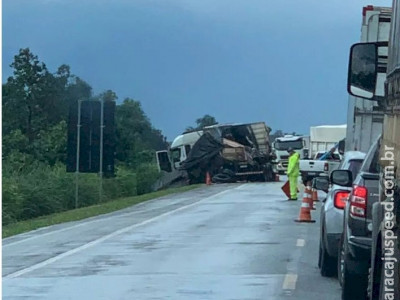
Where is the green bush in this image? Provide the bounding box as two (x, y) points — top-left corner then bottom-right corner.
(2, 159), (162, 225)
(2, 176), (25, 225)
(136, 163), (160, 195)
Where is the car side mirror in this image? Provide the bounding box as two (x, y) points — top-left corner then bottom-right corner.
(330, 170), (353, 187)
(313, 176), (329, 193)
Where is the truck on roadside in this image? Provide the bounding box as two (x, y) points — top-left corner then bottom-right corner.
(272, 135), (310, 174)
(346, 2), (399, 299)
(155, 130), (203, 189)
(157, 122), (276, 185)
(309, 125), (347, 158)
(345, 5), (391, 154)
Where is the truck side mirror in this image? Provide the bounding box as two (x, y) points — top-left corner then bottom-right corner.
(347, 43), (378, 100)
(303, 148), (309, 159)
(330, 170), (353, 187)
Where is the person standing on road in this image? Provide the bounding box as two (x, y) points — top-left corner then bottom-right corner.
(287, 148), (300, 200)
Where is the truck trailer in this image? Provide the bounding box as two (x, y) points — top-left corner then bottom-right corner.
(346, 2), (399, 299)
(181, 122), (276, 183)
(345, 5), (391, 153)
(309, 125), (347, 158)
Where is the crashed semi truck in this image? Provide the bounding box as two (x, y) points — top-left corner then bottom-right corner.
(157, 122), (276, 185)
(346, 2), (399, 299)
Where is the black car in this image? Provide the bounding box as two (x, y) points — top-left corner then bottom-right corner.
(337, 137), (381, 300)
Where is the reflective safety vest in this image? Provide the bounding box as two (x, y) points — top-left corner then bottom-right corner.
(287, 152), (300, 177)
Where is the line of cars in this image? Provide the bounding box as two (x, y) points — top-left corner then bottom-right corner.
(315, 137), (381, 299)
(312, 3), (400, 299)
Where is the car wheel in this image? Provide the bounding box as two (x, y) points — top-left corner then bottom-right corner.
(338, 235), (367, 300)
(319, 238), (337, 277)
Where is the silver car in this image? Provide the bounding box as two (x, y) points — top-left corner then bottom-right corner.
(318, 151), (366, 277)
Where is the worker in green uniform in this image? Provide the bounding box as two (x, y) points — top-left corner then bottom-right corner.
(287, 147), (300, 200)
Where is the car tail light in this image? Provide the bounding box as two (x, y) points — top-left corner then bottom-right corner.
(334, 191), (350, 209)
(324, 162), (328, 171)
(350, 185), (368, 218)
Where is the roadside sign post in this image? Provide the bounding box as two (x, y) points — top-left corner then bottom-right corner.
(75, 100), (82, 209)
(67, 99), (115, 208)
(99, 98), (104, 202)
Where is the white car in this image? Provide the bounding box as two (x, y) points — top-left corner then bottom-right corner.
(317, 151), (366, 277)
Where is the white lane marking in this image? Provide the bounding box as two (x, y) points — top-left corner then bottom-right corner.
(296, 239), (305, 247)
(236, 184), (251, 190)
(3, 187), (232, 248)
(4, 187), (239, 279)
(4, 220), (101, 248)
(282, 273), (298, 290)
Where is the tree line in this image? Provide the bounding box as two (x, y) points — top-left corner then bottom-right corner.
(2, 48), (169, 225)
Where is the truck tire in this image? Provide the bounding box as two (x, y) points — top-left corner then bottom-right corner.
(262, 163), (274, 182)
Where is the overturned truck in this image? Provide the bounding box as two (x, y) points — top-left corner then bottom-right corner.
(157, 122), (276, 185)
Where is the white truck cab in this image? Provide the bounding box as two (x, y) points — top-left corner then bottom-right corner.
(272, 135), (309, 174)
(156, 130), (203, 172)
(169, 131), (203, 169)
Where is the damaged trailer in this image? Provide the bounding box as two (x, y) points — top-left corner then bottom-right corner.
(180, 122), (276, 184)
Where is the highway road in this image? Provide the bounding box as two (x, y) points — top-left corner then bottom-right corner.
(3, 180), (341, 300)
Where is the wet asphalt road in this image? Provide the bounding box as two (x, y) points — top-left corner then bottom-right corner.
(3, 180), (340, 300)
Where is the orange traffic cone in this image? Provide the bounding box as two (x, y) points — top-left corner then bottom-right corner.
(312, 188), (319, 202)
(307, 185), (316, 210)
(205, 172), (212, 185)
(303, 186), (315, 210)
(295, 189), (316, 223)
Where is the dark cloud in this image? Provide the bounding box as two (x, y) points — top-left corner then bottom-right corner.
(2, 0), (392, 139)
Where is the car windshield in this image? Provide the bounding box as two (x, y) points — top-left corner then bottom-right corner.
(315, 152), (341, 160)
(274, 139), (303, 150)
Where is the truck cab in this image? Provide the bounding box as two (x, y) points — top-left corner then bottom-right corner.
(272, 135), (309, 174)
(169, 131), (203, 169)
(156, 130), (203, 172)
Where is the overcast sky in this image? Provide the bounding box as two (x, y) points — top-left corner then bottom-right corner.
(2, 0), (392, 140)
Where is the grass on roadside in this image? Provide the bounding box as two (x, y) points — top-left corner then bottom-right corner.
(2, 184), (202, 238)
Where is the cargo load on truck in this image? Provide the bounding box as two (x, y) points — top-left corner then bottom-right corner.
(181, 122), (275, 183)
